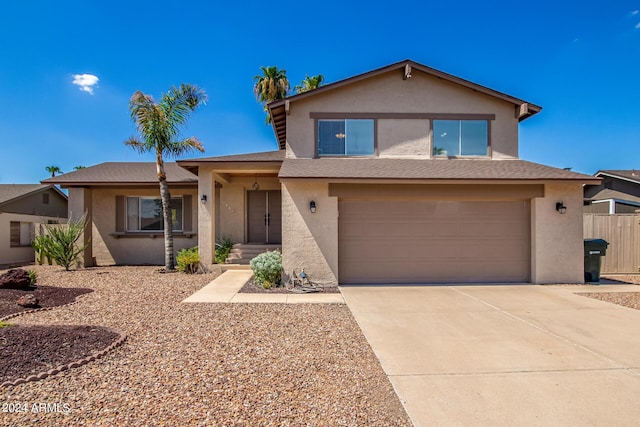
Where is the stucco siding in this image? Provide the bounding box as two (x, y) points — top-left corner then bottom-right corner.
(89, 187), (198, 265)
(377, 119), (430, 157)
(281, 181), (338, 287)
(531, 183), (585, 283)
(1, 189), (67, 218)
(286, 71), (519, 160)
(0, 212), (63, 267)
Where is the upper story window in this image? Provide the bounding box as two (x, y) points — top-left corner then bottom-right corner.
(126, 196), (183, 232)
(318, 119), (374, 156)
(42, 193), (49, 204)
(433, 120), (488, 157)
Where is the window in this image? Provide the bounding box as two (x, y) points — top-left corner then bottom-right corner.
(10, 221), (32, 247)
(42, 193), (50, 204)
(126, 197), (183, 232)
(433, 120), (488, 156)
(318, 119), (374, 156)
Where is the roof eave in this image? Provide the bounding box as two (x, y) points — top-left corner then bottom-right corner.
(278, 177), (602, 185)
(595, 171), (640, 185)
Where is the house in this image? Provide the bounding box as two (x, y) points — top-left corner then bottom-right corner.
(584, 170), (640, 214)
(43, 162), (198, 266)
(0, 184), (68, 267)
(46, 59), (600, 284)
(180, 59), (599, 285)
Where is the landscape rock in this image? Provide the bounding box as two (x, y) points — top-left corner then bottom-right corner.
(16, 294), (38, 308)
(0, 268), (31, 289)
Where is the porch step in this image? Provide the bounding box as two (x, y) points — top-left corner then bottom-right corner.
(224, 244), (281, 265)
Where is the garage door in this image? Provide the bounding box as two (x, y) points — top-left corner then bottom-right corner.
(339, 200), (530, 284)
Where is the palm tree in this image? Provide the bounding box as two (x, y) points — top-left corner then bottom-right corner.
(73, 166), (86, 170)
(124, 83), (207, 271)
(45, 166), (62, 177)
(294, 74), (324, 94)
(254, 66), (289, 123)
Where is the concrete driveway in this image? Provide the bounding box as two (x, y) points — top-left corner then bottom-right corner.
(341, 284), (640, 426)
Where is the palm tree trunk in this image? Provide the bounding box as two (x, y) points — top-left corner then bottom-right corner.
(156, 152), (174, 271)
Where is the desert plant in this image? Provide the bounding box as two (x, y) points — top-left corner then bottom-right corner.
(26, 269), (37, 285)
(32, 234), (52, 265)
(41, 214), (90, 271)
(214, 235), (234, 264)
(0, 321), (14, 328)
(250, 250), (283, 289)
(177, 247), (200, 274)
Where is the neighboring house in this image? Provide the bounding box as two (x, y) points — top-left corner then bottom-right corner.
(584, 170), (640, 214)
(180, 59), (599, 285)
(43, 162), (198, 266)
(46, 59), (600, 284)
(0, 184), (68, 267)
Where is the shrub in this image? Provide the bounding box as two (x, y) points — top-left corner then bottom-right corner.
(250, 250), (282, 289)
(177, 247), (200, 274)
(26, 269), (37, 286)
(32, 234), (52, 265)
(215, 235), (234, 264)
(41, 214), (90, 271)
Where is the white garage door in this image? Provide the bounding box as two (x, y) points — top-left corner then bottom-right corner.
(339, 200), (530, 284)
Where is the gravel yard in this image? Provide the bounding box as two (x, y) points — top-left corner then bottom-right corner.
(0, 266), (410, 426)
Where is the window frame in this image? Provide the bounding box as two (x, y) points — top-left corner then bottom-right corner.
(125, 196), (184, 233)
(314, 116), (377, 158)
(10, 221), (32, 247)
(431, 119), (491, 158)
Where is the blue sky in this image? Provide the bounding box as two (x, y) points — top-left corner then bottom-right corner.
(1, 1), (639, 183)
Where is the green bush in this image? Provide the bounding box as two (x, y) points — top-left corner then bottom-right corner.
(215, 235), (234, 264)
(177, 247), (200, 274)
(40, 214), (90, 271)
(250, 250), (282, 289)
(32, 234), (52, 265)
(26, 269), (37, 286)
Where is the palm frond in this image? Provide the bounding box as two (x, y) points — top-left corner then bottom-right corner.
(124, 137), (149, 154)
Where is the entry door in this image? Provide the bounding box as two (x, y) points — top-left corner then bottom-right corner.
(247, 190), (282, 244)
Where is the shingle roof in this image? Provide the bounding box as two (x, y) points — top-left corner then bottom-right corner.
(278, 158), (599, 182)
(42, 162), (197, 186)
(596, 170), (640, 184)
(180, 150), (285, 163)
(588, 188), (640, 204)
(0, 184), (57, 204)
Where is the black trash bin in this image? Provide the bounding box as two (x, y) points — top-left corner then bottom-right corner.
(584, 239), (609, 282)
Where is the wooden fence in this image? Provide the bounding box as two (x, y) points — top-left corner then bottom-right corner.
(583, 213), (640, 274)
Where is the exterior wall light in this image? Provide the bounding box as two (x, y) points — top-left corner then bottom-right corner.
(556, 202), (567, 214)
(200, 195), (207, 204)
(310, 200), (316, 213)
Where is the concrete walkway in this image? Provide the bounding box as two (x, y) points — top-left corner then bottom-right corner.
(182, 270), (344, 304)
(341, 284), (640, 427)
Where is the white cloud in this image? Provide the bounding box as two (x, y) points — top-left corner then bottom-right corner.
(636, 22), (640, 29)
(72, 74), (99, 95)
(632, 10), (639, 15)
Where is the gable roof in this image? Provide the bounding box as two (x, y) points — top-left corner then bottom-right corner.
(268, 59), (543, 149)
(0, 184), (67, 207)
(279, 158), (599, 183)
(595, 170), (640, 185)
(42, 162), (197, 186)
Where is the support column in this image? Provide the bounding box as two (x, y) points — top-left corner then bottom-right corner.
(68, 187), (93, 267)
(198, 168), (215, 265)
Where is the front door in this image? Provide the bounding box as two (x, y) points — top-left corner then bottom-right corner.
(247, 190), (282, 244)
